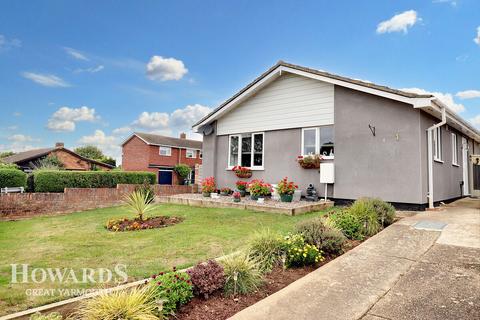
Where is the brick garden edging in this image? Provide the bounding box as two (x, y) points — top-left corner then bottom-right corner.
(0, 184), (198, 220)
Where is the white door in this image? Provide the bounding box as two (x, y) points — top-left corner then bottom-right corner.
(462, 137), (470, 195)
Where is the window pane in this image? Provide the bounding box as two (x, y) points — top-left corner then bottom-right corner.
(229, 136), (239, 167)
(303, 129), (316, 155)
(241, 135), (252, 167)
(253, 134), (263, 166)
(320, 126), (334, 157)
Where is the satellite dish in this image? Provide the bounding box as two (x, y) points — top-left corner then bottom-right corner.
(202, 124), (214, 136)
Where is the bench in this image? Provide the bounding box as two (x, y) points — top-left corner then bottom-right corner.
(1, 187), (25, 194)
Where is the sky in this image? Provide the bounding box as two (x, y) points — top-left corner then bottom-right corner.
(0, 0), (479, 162)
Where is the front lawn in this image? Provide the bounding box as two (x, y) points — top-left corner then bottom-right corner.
(0, 203), (338, 316)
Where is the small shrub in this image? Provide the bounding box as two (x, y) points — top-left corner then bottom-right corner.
(124, 190), (154, 221)
(186, 260), (225, 299)
(174, 164), (191, 180)
(29, 312), (62, 320)
(221, 252), (262, 296)
(294, 218), (346, 255)
(33, 170), (155, 192)
(0, 161), (19, 170)
(329, 210), (363, 240)
(0, 168), (27, 188)
(283, 234), (324, 268)
(369, 198), (396, 227)
(75, 286), (158, 320)
(32, 155), (64, 170)
(349, 198), (381, 237)
(149, 269), (193, 317)
(247, 228), (285, 273)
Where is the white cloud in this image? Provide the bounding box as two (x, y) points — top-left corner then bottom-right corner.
(432, 0), (457, 6)
(8, 134), (36, 142)
(22, 72), (70, 87)
(469, 115), (480, 129)
(78, 130), (121, 161)
(112, 126), (133, 135)
(74, 65), (104, 73)
(7, 125), (18, 130)
(64, 47), (89, 61)
(376, 10), (419, 34)
(474, 26), (480, 45)
(47, 106), (98, 132)
(133, 112), (169, 129)
(170, 104), (211, 129)
(146, 56), (188, 81)
(401, 88), (465, 113)
(456, 90), (480, 100)
(13, 112), (21, 117)
(0, 34), (21, 51)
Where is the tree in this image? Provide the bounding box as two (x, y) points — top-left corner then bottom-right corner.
(0, 151), (15, 159)
(74, 146), (104, 160)
(100, 156), (116, 167)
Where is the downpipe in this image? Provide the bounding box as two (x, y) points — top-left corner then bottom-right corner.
(427, 106), (446, 209)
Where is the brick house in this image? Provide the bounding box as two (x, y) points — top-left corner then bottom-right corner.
(3, 142), (114, 171)
(122, 132), (202, 185)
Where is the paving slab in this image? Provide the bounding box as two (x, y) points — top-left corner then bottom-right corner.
(368, 245), (480, 320)
(420, 244), (480, 266)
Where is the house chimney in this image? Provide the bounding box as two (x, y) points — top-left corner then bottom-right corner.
(55, 142), (64, 148)
(179, 132), (187, 139)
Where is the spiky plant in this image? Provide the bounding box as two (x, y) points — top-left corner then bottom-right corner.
(221, 252), (262, 296)
(247, 228), (285, 273)
(124, 190), (154, 221)
(74, 287), (159, 320)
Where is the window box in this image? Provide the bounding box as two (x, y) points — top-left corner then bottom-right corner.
(297, 155), (322, 169)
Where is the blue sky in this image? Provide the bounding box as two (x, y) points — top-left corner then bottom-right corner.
(0, 0), (479, 161)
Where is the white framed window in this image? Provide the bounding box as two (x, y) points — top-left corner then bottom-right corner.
(301, 125), (334, 158)
(451, 133), (458, 166)
(433, 127), (443, 162)
(186, 149), (196, 158)
(228, 132), (264, 169)
(159, 146), (171, 156)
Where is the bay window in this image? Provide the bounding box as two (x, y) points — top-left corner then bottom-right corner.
(301, 125), (334, 158)
(228, 132), (264, 169)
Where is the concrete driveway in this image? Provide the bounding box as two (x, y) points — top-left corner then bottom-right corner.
(230, 198), (480, 320)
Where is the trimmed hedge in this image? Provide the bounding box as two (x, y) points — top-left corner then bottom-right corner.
(33, 170), (156, 192)
(0, 169), (27, 189)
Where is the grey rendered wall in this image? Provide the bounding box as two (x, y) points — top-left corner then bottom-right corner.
(201, 122), (217, 179)
(213, 129), (334, 197)
(419, 114), (465, 202)
(333, 86), (424, 204)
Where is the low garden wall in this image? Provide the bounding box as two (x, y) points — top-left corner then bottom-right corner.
(0, 184), (197, 219)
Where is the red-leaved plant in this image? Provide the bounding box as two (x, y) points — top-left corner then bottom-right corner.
(201, 177), (216, 193)
(276, 177), (298, 195)
(186, 260), (225, 299)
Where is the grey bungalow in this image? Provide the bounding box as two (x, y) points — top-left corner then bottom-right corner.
(193, 61), (480, 209)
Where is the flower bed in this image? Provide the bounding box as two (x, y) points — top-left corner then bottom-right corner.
(105, 216), (183, 231)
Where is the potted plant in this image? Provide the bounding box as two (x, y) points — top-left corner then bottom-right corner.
(220, 187), (232, 196)
(297, 155), (322, 169)
(247, 179), (272, 201)
(235, 181), (248, 197)
(232, 166), (252, 178)
(276, 177), (298, 202)
(232, 191), (241, 203)
(201, 177), (216, 197)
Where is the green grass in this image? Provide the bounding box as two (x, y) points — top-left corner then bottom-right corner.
(0, 204), (339, 315)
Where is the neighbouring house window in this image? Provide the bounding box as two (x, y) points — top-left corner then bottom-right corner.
(228, 132), (264, 169)
(433, 127), (442, 161)
(159, 146), (171, 156)
(186, 149), (196, 158)
(451, 133), (458, 166)
(302, 126), (334, 158)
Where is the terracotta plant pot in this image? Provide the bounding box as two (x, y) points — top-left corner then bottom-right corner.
(280, 194), (294, 202)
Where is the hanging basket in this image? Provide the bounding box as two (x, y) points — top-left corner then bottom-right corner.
(297, 155), (322, 169)
(232, 166), (253, 178)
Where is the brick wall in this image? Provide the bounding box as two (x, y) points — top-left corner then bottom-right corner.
(0, 184), (197, 220)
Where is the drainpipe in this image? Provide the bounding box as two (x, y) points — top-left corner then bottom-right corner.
(427, 106), (446, 209)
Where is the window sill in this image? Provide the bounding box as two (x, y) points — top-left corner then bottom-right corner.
(434, 159), (444, 164)
(226, 167), (264, 171)
(452, 163), (460, 167)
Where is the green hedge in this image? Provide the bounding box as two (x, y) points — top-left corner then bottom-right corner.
(33, 171), (156, 192)
(0, 169), (27, 189)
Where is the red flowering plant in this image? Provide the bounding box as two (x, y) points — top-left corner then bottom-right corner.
(220, 187), (233, 195)
(247, 179), (272, 197)
(232, 166), (252, 178)
(276, 177), (298, 195)
(297, 155), (322, 169)
(201, 177), (216, 194)
(232, 191), (241, 199)
(235, 180), (248, 191)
